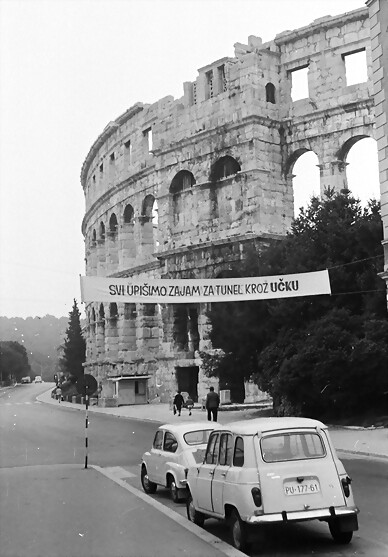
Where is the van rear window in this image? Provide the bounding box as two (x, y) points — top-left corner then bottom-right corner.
(261, 432), (325, 462)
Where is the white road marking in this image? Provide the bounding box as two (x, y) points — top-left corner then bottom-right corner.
(92, 464), (246, 557)
(103, 466), (136, 479)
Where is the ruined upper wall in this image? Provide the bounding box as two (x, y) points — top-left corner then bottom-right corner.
(81, 5), (375, 262)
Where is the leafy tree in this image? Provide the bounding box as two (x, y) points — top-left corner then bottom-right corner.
(204, 190), (387, 418)
(0, 341), (31, 384)
(60, 300), (86, 380)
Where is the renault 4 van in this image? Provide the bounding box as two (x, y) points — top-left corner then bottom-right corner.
(186, 417), (359, 552)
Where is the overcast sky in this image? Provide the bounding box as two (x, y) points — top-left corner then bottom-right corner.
(0, 0), (379, 319)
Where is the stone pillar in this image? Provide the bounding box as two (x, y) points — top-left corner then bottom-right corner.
(88, 243), (97, 275)
(95, 319), (106, 360)
(106, 232), (119, 273)
(138, 216), (154, 260)
(119, 303), (137, 356)
(366, 0), (388, 294)
(136, 304), (160, 356)
(119, 223), (136, 269)
(319, 159), (348, 194)
(105, 316), (119, 360)
(96, 239), (106, 276)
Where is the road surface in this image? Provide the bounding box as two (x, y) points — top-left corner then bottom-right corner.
(1, 383), (387, 556)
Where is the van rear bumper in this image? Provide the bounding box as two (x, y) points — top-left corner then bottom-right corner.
(246, 506), (359, 524)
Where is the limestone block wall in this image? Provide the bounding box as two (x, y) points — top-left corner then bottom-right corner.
(366, 0), (388, 299)
(80, 7), (383, 405)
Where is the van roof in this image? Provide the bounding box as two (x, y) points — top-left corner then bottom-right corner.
(215, 417), (327, 435)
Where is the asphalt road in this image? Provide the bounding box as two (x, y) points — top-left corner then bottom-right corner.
(1, 383), (387, 557)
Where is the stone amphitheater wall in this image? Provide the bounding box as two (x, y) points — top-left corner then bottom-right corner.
(81, 6), (383, 406)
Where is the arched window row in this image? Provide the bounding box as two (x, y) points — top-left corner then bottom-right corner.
(87, 155), (241, 247)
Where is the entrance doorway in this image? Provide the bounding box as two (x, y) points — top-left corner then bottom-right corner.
(176, 367), (199, 402)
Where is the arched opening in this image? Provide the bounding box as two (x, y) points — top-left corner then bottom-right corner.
(170, 170), (195, 194)
(342, 137), (380, 207)
(99, 222), (105, 241)
(210, 156), (241, 182)
(289, 150), (320, 218)
(109, 213), (118, 235)
(265, 82), (276, 104)
(142, 194), (159, 250)
(91, 229), (97, 248)
(109, 302), (118, 318)
(123, 204), (134, 224)
(91, 307), (96, 322)
(99, 303), (105, 321)
(170, 170), (195, 226)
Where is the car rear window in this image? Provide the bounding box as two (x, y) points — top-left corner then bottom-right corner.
(260, 432), (325, 462)
(184, 429), (213, 446)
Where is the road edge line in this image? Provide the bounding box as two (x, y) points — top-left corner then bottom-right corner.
(91, 464), (246, 557)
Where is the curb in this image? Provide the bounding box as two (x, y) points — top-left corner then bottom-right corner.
(36, 390), (388, 459)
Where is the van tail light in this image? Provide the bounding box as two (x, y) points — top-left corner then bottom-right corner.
(251, 487), (262, 507)
(341, 476), (352, 498)
(184, 468), (188, 479)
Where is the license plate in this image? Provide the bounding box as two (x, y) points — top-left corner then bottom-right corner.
(284, 479), (320, 496)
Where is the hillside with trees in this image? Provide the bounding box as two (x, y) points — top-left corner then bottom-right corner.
(0, 341), (31, 384)
(0, 306), (85, 382)
(202, 190), (388, 422)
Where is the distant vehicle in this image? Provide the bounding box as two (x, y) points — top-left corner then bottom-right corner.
(34, 376), (42, 383)
(141, 422), (217, 502)
(186, 417), (359, 552)
(21, 377), (31, 384)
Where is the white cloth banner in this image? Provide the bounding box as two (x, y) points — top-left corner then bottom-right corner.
(80, 270), (331, 304)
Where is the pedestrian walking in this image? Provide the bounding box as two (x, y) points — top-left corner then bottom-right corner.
(206, 386), (220, 421)
(173, 391), (184, 416)
(186, 395), (194, 416)
(55, 385), (62, 403)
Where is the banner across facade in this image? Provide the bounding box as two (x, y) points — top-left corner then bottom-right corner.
(80, 270), (331, 304)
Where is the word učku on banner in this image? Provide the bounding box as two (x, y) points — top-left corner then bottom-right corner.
(80, 270), (331, 304)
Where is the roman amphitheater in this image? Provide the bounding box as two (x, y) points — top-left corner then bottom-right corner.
(81, 1), (388, 406)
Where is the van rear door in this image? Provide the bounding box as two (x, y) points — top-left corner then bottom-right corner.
(257, 429), (345, 514)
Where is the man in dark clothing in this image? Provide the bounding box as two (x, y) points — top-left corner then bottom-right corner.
(206, 386), (220, 421)
(173, 391), (184, 416)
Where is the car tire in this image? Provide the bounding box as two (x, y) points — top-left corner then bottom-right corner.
(229, 509), (249, 553)
(186, 492), (205, 527)
(329, 521), (353, 544)
(168, 476), (180, 503)
(141, 465), (157, 494)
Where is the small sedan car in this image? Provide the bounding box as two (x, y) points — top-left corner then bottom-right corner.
(141, 422), (217, 502)
(186, 417), (359, 552)
(21, 376), (31, 384)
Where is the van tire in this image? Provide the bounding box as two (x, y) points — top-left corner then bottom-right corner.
(141, 465), (157, 494)
(229, 509), (249, 553)
(186, 493), (205, 526)
(329, 521), (353, 544)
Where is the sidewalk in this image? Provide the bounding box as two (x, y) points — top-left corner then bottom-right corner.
(37, 387), (388, 460)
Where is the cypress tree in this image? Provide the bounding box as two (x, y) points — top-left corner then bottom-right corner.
(61, 299), (86, 380)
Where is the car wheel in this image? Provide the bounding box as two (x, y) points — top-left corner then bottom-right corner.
(229, 509), (249, 553)
(186, 493), (205, 527)
(329, 521), (353, 544)
(141, 465), (157, 494)
(168, 477), (180, 503)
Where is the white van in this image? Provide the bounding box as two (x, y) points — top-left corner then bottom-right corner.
(186, 417), (359, 552)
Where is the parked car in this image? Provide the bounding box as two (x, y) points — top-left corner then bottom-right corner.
(34, 376), (42, 383)
(186, 417), (359, 552)
(141, 422), (217, 502)
(21, 376), (31, 384)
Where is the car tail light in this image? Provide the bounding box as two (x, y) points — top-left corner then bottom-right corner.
(251, 487), (262, 507)
(341, 476), (352, 498)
